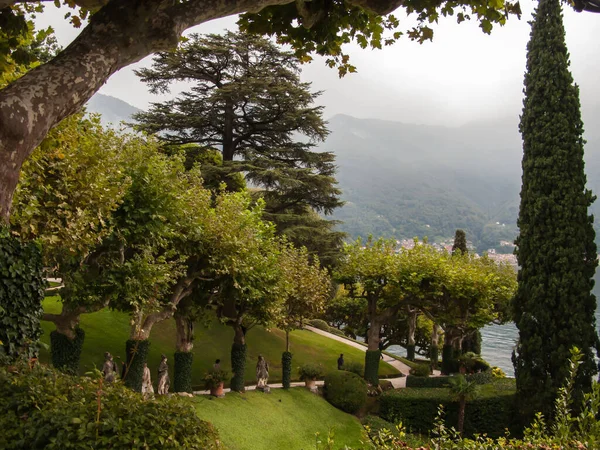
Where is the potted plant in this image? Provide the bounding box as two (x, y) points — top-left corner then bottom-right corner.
(298, 363), (324, 389)
(204, 369), (229, 397)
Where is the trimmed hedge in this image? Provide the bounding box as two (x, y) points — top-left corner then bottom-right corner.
(405, 371), (492, 388)
(409, 364), (430, 377)
(405, 375), (451, 388)
(441, 345), (459, 375)
(324, 370), (368, 414)
(0, 363), (220, 449)
(282, 351), (292, 389)
(308, 319), (330, 331)
(379, 380), (517, 437)
(174, 351), (193, 393)
(406, 344), (415, 361)
(124, 339), (150, 392)
(0, 228), (45, 362)
(430, 345), (439, 369)
(230, 342), (247, 392)
(364, 350), (380, 386)
(50, 328), (85, 374)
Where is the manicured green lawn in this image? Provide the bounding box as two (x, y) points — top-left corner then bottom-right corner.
(40, 297), (399, 388)
(194, 388), (366, 450)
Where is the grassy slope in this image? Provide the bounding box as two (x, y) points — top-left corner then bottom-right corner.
(40, 297), (399, 388)
(194, 389), (365, 450)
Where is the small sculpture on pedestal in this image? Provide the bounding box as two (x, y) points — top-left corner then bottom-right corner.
(157, 354), (170, 395)
(102, 352), (118, 383)
(256, 355), (270, 392)
(142, 362), (154, 399)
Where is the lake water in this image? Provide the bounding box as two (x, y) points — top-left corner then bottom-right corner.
(386, 308), (600, 377)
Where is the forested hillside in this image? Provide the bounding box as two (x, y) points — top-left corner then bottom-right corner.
(321, 113), (600, 251)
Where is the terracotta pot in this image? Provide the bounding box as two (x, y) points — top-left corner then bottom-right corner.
(305, 378), (317, 389)
(210, 382), (224, 397)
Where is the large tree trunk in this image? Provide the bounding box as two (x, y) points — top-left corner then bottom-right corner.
(175, 313), (195, 353)
(458, 397), (466, 434)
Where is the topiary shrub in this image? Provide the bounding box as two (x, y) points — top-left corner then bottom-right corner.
(324, 370), (368, 414)
(466, 370), (493, 385)
(0, 228), (45, 362)
(174, 351), (193, 393)
(50, 327), (85, 374)
(230, 342), (247, 392)
(364, 350), (380, 386)
(0, 363), (220, 449)
(441, 345), (459, 375)
(430, 345), (439, 369)
(328, 327), (347, 338)
(344, 361), (364, 377)
(406, 344), (416, 361)
(282, 351), (292, 389)
(307, 319), (330, 331)
(123, 339), (150, 392)
(409, 363), (431, 377)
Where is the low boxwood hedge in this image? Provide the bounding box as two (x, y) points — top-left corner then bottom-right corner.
(0, 363), (220, 449)
(405, 375), (451, 388)
(379, 379), (517, 438)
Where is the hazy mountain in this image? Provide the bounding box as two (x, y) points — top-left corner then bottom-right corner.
(321, 113), (600, 251)
(86, 94), (141, 127)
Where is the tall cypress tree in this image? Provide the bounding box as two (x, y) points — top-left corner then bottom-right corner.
(513, 0), (599, 422)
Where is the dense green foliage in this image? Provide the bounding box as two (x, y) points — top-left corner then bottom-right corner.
(124, 339), (150, 392)
(0, 227), (45, 361)
(380, 380), (517, 437)
(174, 351), (193, 393)
(281, 351), (292, 388)
(133, 32), (344, 266)
(50, 328), (84, 374)
(324, 370), (368, 414)
(230, 342), (247, 392)
(409, 364), (431, 377)
(298, 362), (325, 380)
(513, 0), (600, 421)
(308, 318), (331, 331)
(344, 361), (364, 377)
(406, 375), (451, 388)
(0, 363), (220, 449)
(452, 229), (468, 254)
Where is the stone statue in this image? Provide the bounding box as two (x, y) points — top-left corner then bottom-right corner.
(157, 354), (170, 395)
(256, 355), (269, 389)
(142, 362), (154, 399)
(102, 352), (118, 383)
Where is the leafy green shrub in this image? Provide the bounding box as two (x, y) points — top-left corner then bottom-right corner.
(379, 382), (517, 437)
(344, 361), (364, 377)
(409, 363), (430, 377)
(0, 363), (220, 449)
(123, 339), (150, 392)
(324, 370), (368, 414)
(328, 327), (347, 338)
(406, 375), (450, 388)
(50, 327), (85, 374)
(364, 350), (380, 385)
(174, 351), (193, 393)
(298, 362), (324, 380)
(308, 319), (330, 331)
(459, 352), (490, 373)
(230, 343), (246, 392)
(491, 366), (506, 378)
(282, 351), (292, 389)
(441, 345), (459, 375)
(204, 369), (229, 389)
(362, 415), (398, 438)
(466, 370), (493, 385)
(0, 228), (45, 362)
(429, 345), (439, 369)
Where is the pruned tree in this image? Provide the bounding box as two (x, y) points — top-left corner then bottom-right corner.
(513, 0), (600, 422)
(276, 244), (330, 388)
(0, 0), (528, 225)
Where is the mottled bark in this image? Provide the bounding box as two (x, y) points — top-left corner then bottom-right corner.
(432, 323), (440, 346)
(175, 313), (195, 353)
(43, 300), (107, 339)
(129, 277), (195, 340)
(407, 309), (417, 347)
(233, 322), (246, 346)
(367, 317), (381, 351)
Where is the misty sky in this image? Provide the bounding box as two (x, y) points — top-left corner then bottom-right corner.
(35, 1), (600, 127)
